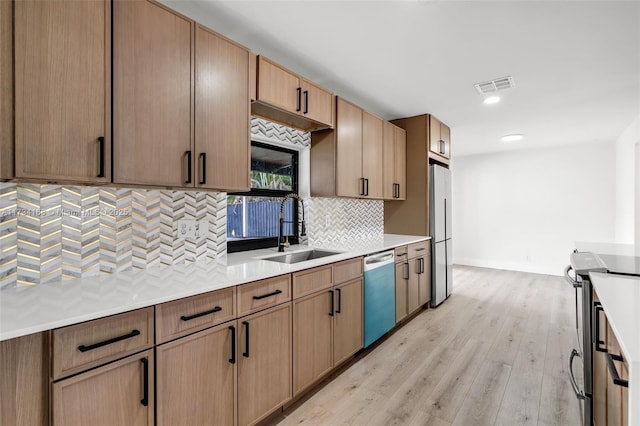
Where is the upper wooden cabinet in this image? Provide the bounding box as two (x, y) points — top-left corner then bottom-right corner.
(253, 56), (334, 131)
(113, 0), (193, 187)
(195, 24), (250, 192)
(0, 0), (13, 180)
(362, 111), (384, 199)
(383, 122), (406, 200)
(14, 0), (111, 183)
(113, 3), (250, 191)
(429, 115), (451, 162)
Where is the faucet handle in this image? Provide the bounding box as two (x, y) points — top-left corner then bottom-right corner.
(284, 236), (290, 248)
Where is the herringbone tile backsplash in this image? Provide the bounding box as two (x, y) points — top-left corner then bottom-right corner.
(0, 118), (383, 288)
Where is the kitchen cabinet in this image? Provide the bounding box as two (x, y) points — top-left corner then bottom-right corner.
(362, 111), (384, 199)
(113, 0), (193, 187)
(429, 115), (451, 162)
(395, 242), (430, 322)
(156, 322), (236, 426)
(383, 122), (407, 200)
(0, 0), (13, 180)
(253, 56), (333, 132)
(113, 4), (250, 191)
(237, 303), (292, 426)
(292, 258), (363, 395)
(0, 332), (49, 426)
(195, 24), (250, 191)
(14, 0), (111, 183)
(52, 350), (154, 426)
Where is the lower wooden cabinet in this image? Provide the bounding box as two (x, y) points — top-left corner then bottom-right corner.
(333, 278), (363, 366)
(417, 254), (431, 306)
(156, 323), (236, 426)
(52, 349), (154, 426)
(238, 303), (292, 426)
(396, 249), (430, 323)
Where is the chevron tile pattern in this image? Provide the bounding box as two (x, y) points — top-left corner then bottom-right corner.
(0, 183), (227, 288)
(251, 116), (311, 147)
(306, 197), (384, 246)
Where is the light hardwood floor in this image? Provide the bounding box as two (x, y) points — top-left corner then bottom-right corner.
(271, 265), (582, 426)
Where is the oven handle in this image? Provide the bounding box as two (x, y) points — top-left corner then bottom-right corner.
(568, 348), (586, 400)
(564, 265), (581, 288)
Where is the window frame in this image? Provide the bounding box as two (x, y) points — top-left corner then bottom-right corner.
(227, 141), (299, 253)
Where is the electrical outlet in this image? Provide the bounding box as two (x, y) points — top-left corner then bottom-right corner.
(325, 214), (331, 227)
(198, 220), (209, 238)
(177, 220), (196, 239)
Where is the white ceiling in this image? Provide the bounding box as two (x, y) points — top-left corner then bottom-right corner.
(162, 0), (640, 157)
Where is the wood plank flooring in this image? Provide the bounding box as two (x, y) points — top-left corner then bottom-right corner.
(271, 265), (582, 426)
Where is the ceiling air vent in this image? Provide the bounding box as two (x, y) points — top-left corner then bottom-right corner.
(474, 76), (515, 95)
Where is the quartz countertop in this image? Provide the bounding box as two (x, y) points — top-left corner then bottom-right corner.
(590, 272), (640, 425)
(575, 241), (638, 257)
(0, 234), (429, 342)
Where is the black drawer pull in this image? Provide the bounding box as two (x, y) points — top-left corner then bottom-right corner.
(414, 247), (426, 251)
(180, 306), (222, 322)
(77, 329), (141, 352)
(336, 288), (342, 314)
(97, 136), (105, 178)
(252, 289), (283, 300)
(593, 302), (607, 352)
(242, 321), (250, 358)
(229, 326), (236, 364)
(140, 357), (149, 407)
(606, 352), (629, 387)
(403, 262), (409, 280)
(329, 290), (335, 316)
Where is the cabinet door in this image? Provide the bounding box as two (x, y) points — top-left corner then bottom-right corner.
(418, 255), (431, 306)
(593, 296), (607, 426)
(300, 78), (333, 126)
(257, 57), (300, 114)
(334, 279), (363, 366)
(195, 25), (250, 191)
(441, 123), (451, 159)
(156, 323), (235, 426)
(14, 0), (110, 182)
(362, 111), (383, 199)
(382, 121), (396, 200)
(395, 262), (409, 323)
(606, 323), (623, 426)
(113, 0), (193, 186)
(394, 126), (407, 200)
(52, 350), (153, 426)
(335, 97), (363, 198)
(408, 257), (421, 314)
(429, 115), (444, 157)
(238, 304), (292, 426)
(293, 290), (333, 395)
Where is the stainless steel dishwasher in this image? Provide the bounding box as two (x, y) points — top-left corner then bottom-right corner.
(363, 250), (396, 348)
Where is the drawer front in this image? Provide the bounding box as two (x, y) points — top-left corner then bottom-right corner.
(333, 257), (363, 285)
(237, 274), (291, 316)
(156, 287), (236, 344)
(52, 307), (154, 380)
(293, 265), (333, 299)
(394, 246), (408, 264)
(408, 241), (429, 259)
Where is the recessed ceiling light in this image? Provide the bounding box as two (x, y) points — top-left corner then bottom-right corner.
(501, 134), (524, 142)
(483, 96), (500, 105)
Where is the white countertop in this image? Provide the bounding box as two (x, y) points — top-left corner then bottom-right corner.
(0, 234), (428, 342)
(576, 241), (638, 257)
(590, 272), (640, 425)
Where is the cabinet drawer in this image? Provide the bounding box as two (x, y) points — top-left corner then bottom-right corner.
(408, 241), (429, 259)
(293, 265), (333, 299)
(333, 257), (363, 284)
(52, 307), (154, 380)
(394, 246), (408, 263)
(156, 287), (236, 344)
(237, 274), (291, 316)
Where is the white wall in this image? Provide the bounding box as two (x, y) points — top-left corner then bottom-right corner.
(615, 115), (639, 244)
(452, 142), (616, 275)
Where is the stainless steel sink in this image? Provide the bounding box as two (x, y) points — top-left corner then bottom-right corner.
(263, 249), (341, 264)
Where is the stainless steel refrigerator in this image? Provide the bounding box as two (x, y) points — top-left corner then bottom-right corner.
(429, 164), (452, 307)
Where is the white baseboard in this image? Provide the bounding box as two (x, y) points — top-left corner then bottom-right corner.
(453, 257), (562, 276)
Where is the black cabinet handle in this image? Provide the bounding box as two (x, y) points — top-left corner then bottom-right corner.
(140, 357), (149, 407)
(439, 139), (445, 155)
(336, 288), (342, 314)
(329, 290), (334, 316)
(242, 321), (250, 358)
(180, 306), (222, 322)
(252, 289), (282, 300)
(364, 178), (369, 196)
(393, 183), (399, 198)
(303, 90), (309, 114)
(415, 247), (426, 252)
(77, 329), (140, 352)
(359, 178), (366, 196)
(229, 326), (236, 364)
(403, 262), (409, 280)
(296, 87), (302, 112)
(606, 352), (629, 387)
(593, 301), (607, 352)
(97, 136), (105, 178)
(184, 150), (192, 184)
(199, 153), (206, 185)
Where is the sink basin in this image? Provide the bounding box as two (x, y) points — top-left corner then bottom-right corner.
(263, 249), (341, 264)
